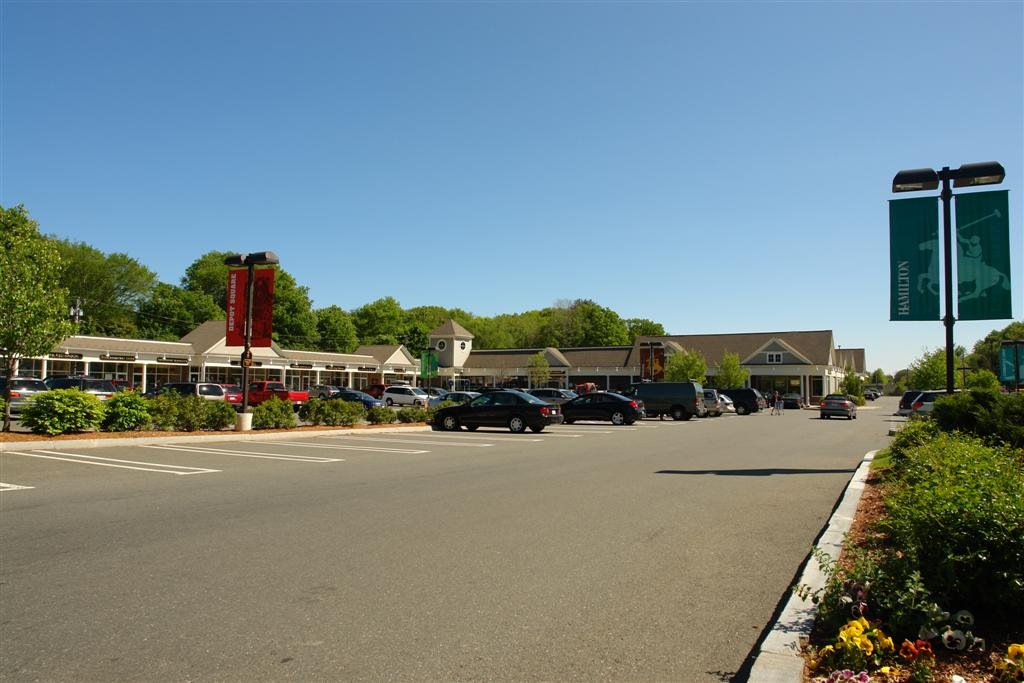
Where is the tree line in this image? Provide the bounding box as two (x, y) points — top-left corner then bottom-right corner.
(1, 205), (667, 360)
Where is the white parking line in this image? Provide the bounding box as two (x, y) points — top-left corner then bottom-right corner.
(143, 444), (344, 462)
(319, 436), (493, 448)
(270, 441), (428, 454)
(3, 450), (219, 475)
(0, 482), (35, 492)
(346, 433), (545, 443)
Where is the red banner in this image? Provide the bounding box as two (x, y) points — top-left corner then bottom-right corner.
(250, 268), (274, 347)
(226, 269), (246, 346)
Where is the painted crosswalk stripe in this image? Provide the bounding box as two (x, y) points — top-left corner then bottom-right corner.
(143, 444), (344, 462)
(0, 482), (35, 492)
(3, 450), (219, 475)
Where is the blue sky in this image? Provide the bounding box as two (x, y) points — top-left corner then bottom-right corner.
(2, 1), (1021, 374)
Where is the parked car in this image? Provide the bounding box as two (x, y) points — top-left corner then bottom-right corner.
(561, 391), (644, 425)
(782, 393), (803, 409)
(621, 381), (704, 420)
(111, 379), (134, 392)
(0, 377), (49, 415)
(430, 390), (480, 407)
(701, 389), (724, 417)
(897, 390), (924, 416)
(574, 382), (599, 395)
(310, 384), (343, 399)
(220, 384), (244, 409)
(383, 385), (429, 407)
(246, 381), (309, 410)
(432, 390), (563, 433)
(44, 376), (116, 401)
(364, 384), (388, 399)
(718, 393), (736, 413)
(819, 394), (858, 419)
(717, 387), (762, 415)
(863, 389), (880, 401)
(331, 388), (385, 410)
(150, 382), (227, 401)
(425, 387), (449, 398)
(910, 389), (958, 416)
(528, 388), (578, 405)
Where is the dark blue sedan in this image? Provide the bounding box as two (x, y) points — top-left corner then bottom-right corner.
(332, 389), (385, 410)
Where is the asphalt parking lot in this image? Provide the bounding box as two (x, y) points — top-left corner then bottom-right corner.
(1, 401), (896, 681)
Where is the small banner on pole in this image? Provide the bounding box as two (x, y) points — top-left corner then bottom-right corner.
(226, 269), (247, 346)
(998, 342), (1023, 384)
(889, 196), (940, 321)
(955, 190), (1012, 320)
(250, 268), (275, 347)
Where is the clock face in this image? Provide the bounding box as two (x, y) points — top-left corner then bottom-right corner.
(436, 340), (447, 351)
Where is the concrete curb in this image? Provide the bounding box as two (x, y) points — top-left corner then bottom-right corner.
(0, 425), (432, 452)
(747, 449), (878, 682)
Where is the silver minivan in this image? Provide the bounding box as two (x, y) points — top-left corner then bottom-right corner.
(383, 385), (429, 407)
(1, 377), (49, 415)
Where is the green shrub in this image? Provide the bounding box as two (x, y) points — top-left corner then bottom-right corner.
(931, 389), (1024, 449)
(879, 433), (1024, 626)
(203, 400), (237, 431)
(427, 400), (455, 422)
(329, 400), (365, 426)
(252, 396), (297, 429)
(299, 398), (331, 425)
(147, 392), (180, 430)
(366, 406), (396, 425)
(886, 418), (940, 475)
(397, 406), (430, 423)
(102, 391), (151, 432)
(20, 388), (106, 435)
(172, 396), (208, 432)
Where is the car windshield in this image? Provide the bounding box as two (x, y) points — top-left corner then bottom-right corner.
(824, 394), (847, 401)
(518, 392), (547, 405)
(199, 384), (224, 396)
(411, 388), (427, 396)
(84, 379), (115, 391)
(6, 379), (47, 391)
(223, 385), (241, 392)
(351, 391), (374, 400)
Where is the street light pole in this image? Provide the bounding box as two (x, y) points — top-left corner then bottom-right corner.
(224, 251), (280, 415)
(892, 161), (1005, 395)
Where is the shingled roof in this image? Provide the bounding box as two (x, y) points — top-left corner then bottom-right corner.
(626, 330), (836, 367)
(465, 348), (570, 369)
(834, 348), (866, 373)
(429, 319), (474, 339)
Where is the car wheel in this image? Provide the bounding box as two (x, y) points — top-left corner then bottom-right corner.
(508, 415), (526, 433)
(530, 425), (545, 433)
(848, 414), (854, 420)
(386, 398), (394, 406)
(736, 404), (748, 415)
(441, 414), (459, 431)
(611, 411), (626, 425)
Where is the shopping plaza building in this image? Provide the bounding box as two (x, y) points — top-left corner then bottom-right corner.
(11, 319), (866, 403)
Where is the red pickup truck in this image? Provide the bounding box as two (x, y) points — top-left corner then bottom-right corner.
(246, 381), (309, 410)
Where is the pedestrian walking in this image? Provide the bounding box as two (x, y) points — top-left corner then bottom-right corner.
(772, 390), (782, 415)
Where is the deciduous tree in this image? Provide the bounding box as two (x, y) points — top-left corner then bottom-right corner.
(314, 306), (358, 354)
(0, 206), (74, 431)
(351, 296), (405, 345)
(136, 283), (223, 341)
(664, 348), (707, 383)
(528, 352), (551, 387)
(713, 351), (749, 389)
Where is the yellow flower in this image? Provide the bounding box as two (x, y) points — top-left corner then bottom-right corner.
(819, 645), (835, 657)
(845, 620), (865, 637)
(858, 616), (870, 630)
(858, 636), (874, 656)
(880, 636), (895, 651)
(1009, 643), (1024, 659)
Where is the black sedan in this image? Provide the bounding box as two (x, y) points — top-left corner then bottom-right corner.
(561, 391), (644, 425)
(432, 390), (563, 433)
(782, 393), (803, 409)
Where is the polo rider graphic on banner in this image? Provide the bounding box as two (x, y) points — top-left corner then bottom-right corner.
(955, 190), (1012, 320)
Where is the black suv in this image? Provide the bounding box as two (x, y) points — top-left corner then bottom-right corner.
(44, 376), (116, 400)
(717, 388), (763, 415)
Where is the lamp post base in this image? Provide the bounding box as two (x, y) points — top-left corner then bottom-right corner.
(235, 412), (253, 432)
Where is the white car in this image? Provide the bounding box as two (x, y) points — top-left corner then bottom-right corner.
(718, 393), (736, 413)
(382, 385), (429, 407)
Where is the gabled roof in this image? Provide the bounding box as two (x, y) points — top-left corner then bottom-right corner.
(355, 345), (417, 366)
(627, 330), (836, 367)
(179, 320), (229, 354)
(741, 337), (814, 365)
(835, 348), (866, 373)
(429, 319), (475, 339)
(283, 349), (378, 365)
